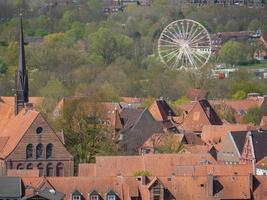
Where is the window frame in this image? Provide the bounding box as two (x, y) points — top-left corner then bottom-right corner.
(72, 195), (81, 200)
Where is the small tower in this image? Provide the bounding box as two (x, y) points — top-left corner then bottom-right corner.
(15, 14), (29, 115)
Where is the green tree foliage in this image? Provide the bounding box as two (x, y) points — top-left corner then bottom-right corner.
(232, 90), (247, 100)
(242, 106), (263, 125)
(232, 80), (263, 95)
(156, 134), (185, 154)
(57, 96), (119, 164)
(248, 19), (262, 31)
(0, 57), (7, 74)
(89, 28), (133, 64)
(219, 41), (246, 65)
(133, 170), (152, 177)
(174, 96), (191, 105)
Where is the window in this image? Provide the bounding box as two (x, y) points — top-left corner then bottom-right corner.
(26, 144), (33, 159)
(107, 195), (116, 200)
(16, 163), (24, 170)
(73, 195), (81, 200)
(27, 163), (33, 169)
(36, 143), (44, 159)
(56, 162), (64, 177)
(106, 190), (116, 200)
(37, 163), (44, 176)
(47, 163), (53, 177)
(90, 195), (99, 200)
(90, 190), (100, 200)
(46, 143), (53, 159)
(36, 127), (43, 134)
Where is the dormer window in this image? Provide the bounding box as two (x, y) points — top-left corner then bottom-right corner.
(90, 195), (99, 200)
(106, 190), (116, 200)
(89, 190), (100, 200)
(72, 190), (82, 200)
(73, 195), (81, 200)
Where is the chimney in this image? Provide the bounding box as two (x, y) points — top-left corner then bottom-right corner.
(137, 176), (147, 185)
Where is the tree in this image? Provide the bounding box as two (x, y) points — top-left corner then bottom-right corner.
(89, 28), (133, 64)
(248, 19), (262, 31)
(232, 90), (246, 100)
(219, 41), (245, 66)
(225, 19), (239, 31)
(241, 106), (262, 125)
(156, 134), (185, 154)
(246, 40), (265, 62)
(0, 57), (7, 74)
(58, 96), (119, 164)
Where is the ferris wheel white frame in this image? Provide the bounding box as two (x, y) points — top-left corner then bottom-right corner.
(158, 19), (212, 70)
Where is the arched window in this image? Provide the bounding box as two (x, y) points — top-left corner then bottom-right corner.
(56, 162), (64, 177)
(26, 144), (33, 159)
(37, 163), (44, 176)
(26, 163), (33, 170)
(46, 163), (53, 177)
(36, 144), (44, 159)
(46, 143), (53, 159)
(16, 163), (24, 170)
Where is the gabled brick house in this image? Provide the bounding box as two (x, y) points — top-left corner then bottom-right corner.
(0, 16), (74, 177)
(0, 109), (74, 176)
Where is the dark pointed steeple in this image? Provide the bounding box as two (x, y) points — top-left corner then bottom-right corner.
(15, 14), (29, 115)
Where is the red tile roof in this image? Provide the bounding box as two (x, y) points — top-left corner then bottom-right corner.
(148, 99), (176, 121)
(201, 124), (250, 149)
(0, 109), (39, 158)
(78, 153), (217, 177)
(0, 96), (44, 131)
(186, 88), (208, 101)
(180, 100), (222, 132)
(21, 175), (252, 200)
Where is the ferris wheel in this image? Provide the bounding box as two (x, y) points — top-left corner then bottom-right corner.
(158, 19), (211, 70)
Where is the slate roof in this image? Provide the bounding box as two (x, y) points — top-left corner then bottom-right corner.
(0, 177), (21, 197)
(119, 108), (164, 153)
(251, 130), (267, 161)
(230, 131), (247, 155)
(119, 108), (144, 132)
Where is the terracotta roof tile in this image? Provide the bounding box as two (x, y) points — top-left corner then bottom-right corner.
(148, 99), (176, 121)
(0, 109), (39, 158)
(0, 96), (44, 130)
(201, 124), (250, 148)
(78, 153), (217, 177)
(186, 88), (208, 101)
(181, 100), (222, 132)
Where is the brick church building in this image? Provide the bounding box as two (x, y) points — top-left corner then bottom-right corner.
(0, 16), (74, 176)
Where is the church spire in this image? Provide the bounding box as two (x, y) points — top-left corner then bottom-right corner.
(15, 14), (29, 115)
